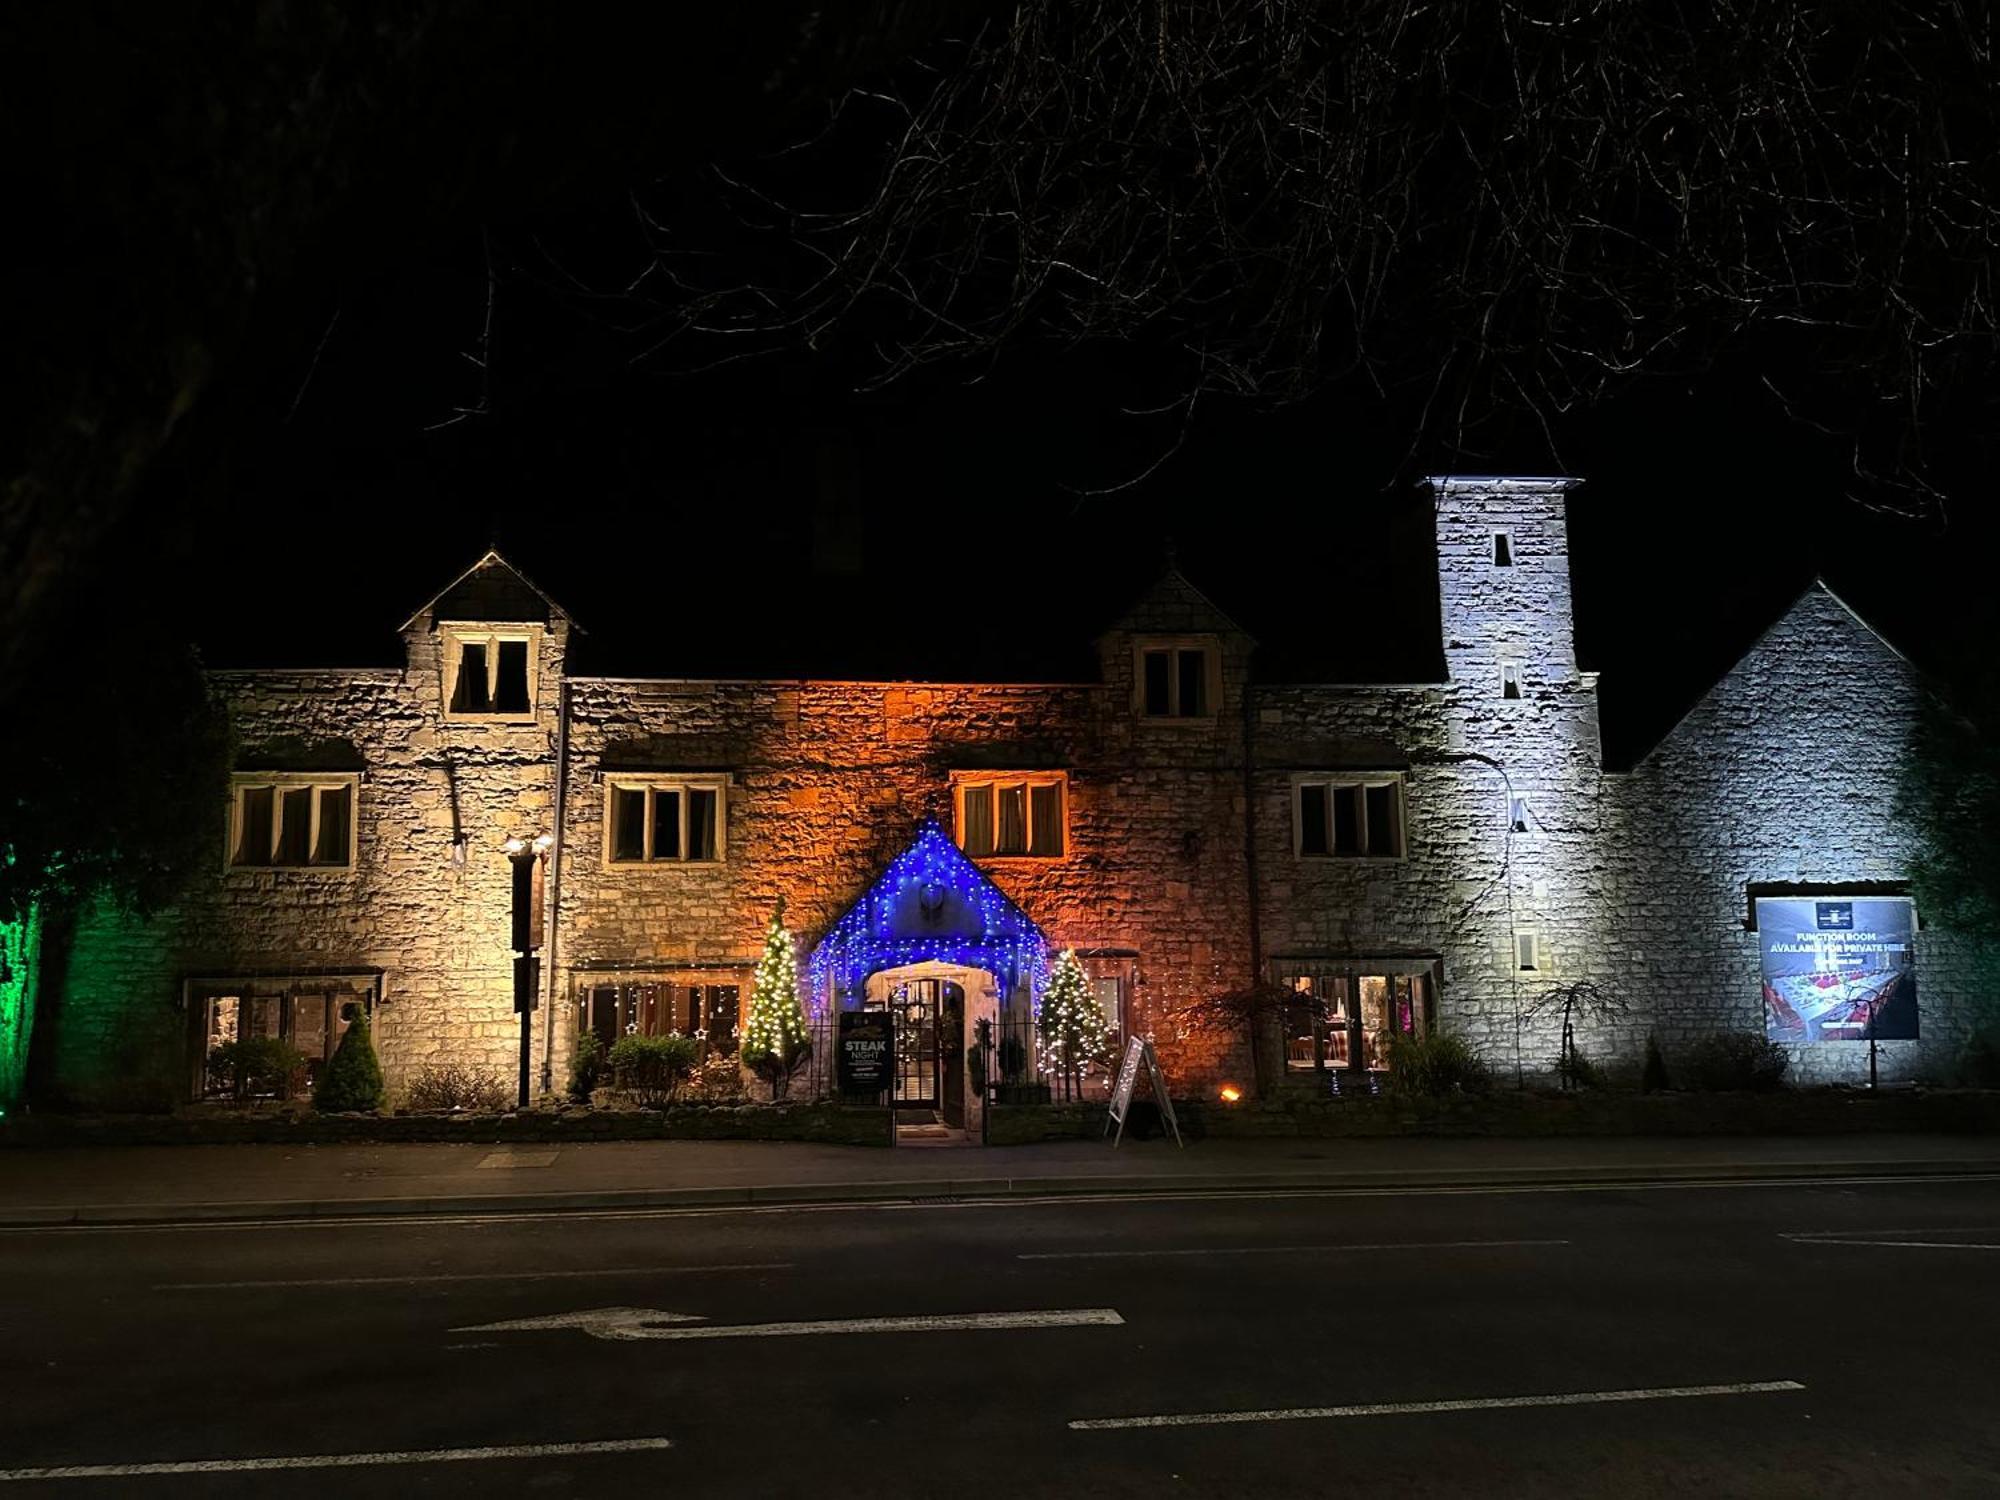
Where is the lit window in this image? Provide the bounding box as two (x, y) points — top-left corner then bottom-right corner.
(956, 774), (1066, 858)
(230, 777), (357, 869)
(1493, 532), (1513, 567)
(194, 977), (377, 1099)
(579, 979), (741, 1060)
(445, 630), (535, 716)
(1296, 777), (1405, 858)
(605, 777), (725, 864)
(1500, 661), (1523, 701)
(1137, 642), (1213, 717)
(1278, 967), (1433, 1073)
(1509, 795), (1534, 835)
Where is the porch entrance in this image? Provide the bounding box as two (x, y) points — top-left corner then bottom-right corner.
(885, 977), (966, 1129)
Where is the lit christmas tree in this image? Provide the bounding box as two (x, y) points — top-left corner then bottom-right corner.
(1039, 948), (1114, 1101)
(741, 900), (812, 1100)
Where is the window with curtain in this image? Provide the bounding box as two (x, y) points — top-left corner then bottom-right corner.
(956, 775), (1066, 858)
(230, 778), (359, 868)
(444, 630), (537, 716)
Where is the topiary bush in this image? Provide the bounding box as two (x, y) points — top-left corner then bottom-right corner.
(1641, 1033), (1672, 1092)
(1683, 1031), (1790, 1092)
(607, 1033), (701, 1106)
(568, 1031), (605, 1103)
(206, 1036), (308, 1101)
(1384, 1029), (1492, 1097)
(313, 1005), (385, 1113)
(403, 1061), (513, 1112)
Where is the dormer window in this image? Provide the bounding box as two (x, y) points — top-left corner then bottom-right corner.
(1136, 638), (1218, 719)
(443, 628), (537, 719)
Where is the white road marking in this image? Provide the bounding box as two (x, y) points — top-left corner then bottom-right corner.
(1782, 1234), (2000, 1250)
(1070, 1379), (1807, 1431)
(1020, 1237), (1569, 1261)
(458, 1305), (1126, 1341)
(0, 1437), (674, 1482)
(15, 1171), (2000, 1234)
(154, 1261), (791, 1290)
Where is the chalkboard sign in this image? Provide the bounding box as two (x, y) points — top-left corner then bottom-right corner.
(1105, 1037), (1183, 1148)
(838, 1010), (893, 1094)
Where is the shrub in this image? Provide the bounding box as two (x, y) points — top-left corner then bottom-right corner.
(1384, 1029), (1491, 1097)
(568, 1032), (605, 1103)
(404, 1062), (513, 1112)
(681, 1053), (747, 1103)
(1641, 1033), (1672, 1092)
(1551, 1047), (1601, 1091)
(206, 1037), (307, 1101)
(1958, 1028), (2000, 1089)
(313, 1005), (386, 1113)
(1683, 1031), (1789, 1092)
(607, 1033), (701, 1106)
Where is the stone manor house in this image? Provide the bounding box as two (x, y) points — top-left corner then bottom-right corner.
(45, 477), (1979, 1127)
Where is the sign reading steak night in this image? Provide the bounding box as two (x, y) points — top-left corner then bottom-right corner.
(1756, 896), (1918, 1044)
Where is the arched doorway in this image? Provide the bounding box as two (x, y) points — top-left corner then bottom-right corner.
(865, 961), (988, 1134)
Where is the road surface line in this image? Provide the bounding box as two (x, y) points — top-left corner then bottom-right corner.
(1782, 1235), (2000, 1250)
(1070, 1379), (1806, 1431)
(459, 1306), (1126, 1341)
(17, 1171), (2000, 1234)
(154, 1261), (791, 1290)
(1782, 1226), (2000, 1239)
(0, 1437), (675, 1482)
(1020, 1237), (1568, 1261)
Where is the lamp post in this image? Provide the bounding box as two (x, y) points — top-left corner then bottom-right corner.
(504, 833), (554, 1110)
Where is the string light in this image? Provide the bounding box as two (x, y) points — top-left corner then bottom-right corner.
(805, 818), (1050, 1018)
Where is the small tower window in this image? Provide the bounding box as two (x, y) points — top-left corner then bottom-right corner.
(1500, 662), (1523, 701)
(1515, 931), (1541, 972)
(1509, 795), (1533, 835)
(1492, 532), (1513, 567)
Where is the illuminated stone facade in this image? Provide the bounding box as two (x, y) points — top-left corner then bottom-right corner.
(43, 479), (1980, 1110)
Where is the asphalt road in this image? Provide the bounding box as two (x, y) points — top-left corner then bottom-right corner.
(3, 1174), (1999, 1497)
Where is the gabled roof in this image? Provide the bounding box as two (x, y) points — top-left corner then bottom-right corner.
(804, 818), (1052, 1003)
(1614, 576), (1910, 771)
(1096, 565), (1256, 643)
(397, 550), (580, 633)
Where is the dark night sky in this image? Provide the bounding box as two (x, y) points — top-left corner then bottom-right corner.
(62, 12), (1977, 778)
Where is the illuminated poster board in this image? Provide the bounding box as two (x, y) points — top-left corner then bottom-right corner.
(1756, 896), (1917, 1044)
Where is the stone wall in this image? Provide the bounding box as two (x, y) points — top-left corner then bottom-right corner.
(1610, 584), (1983, 1084)
(44, 512), (1989, 1112)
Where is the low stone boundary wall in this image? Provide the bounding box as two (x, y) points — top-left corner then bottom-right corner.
(0, 1101), (895, 1149)
(993, 1087), (2000, 1143)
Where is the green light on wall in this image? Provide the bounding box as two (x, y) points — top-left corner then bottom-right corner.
(0, 904), (39, 1110)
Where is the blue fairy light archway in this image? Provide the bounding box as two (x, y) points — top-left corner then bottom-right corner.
(805, 818), (1050, 1017)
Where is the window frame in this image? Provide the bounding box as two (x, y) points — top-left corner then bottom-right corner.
(1272, 960), (1437, 1075)
(1291, 774), (1407, 861)
(226, 774), (360, 871)
(1499, 659), (1524, 702)
(950, 771), (1069, 861)
(185, 973), (380, 1101)
(440, 623), (541, 722)
(1515, 929), (1543, 973)
(1132, 635), (1222, 721)
(601, 773), (728, 867)
(575, 972), (745, 1063)
(1491, 530), (1514, 567)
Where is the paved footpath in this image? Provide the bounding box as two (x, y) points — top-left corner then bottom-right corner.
(2, 1129), (1997, 1226)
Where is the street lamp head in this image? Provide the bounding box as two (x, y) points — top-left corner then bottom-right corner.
(533, 833), (555, 853)
(503, 836), (529, 857)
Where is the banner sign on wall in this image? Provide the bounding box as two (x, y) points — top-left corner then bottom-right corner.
(1756, 896), (1918, 1044)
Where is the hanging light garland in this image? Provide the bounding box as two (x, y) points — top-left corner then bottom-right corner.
(804, 818), (1050, 1019)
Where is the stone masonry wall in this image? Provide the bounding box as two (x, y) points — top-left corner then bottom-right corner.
(52, 583), (567, 1106)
